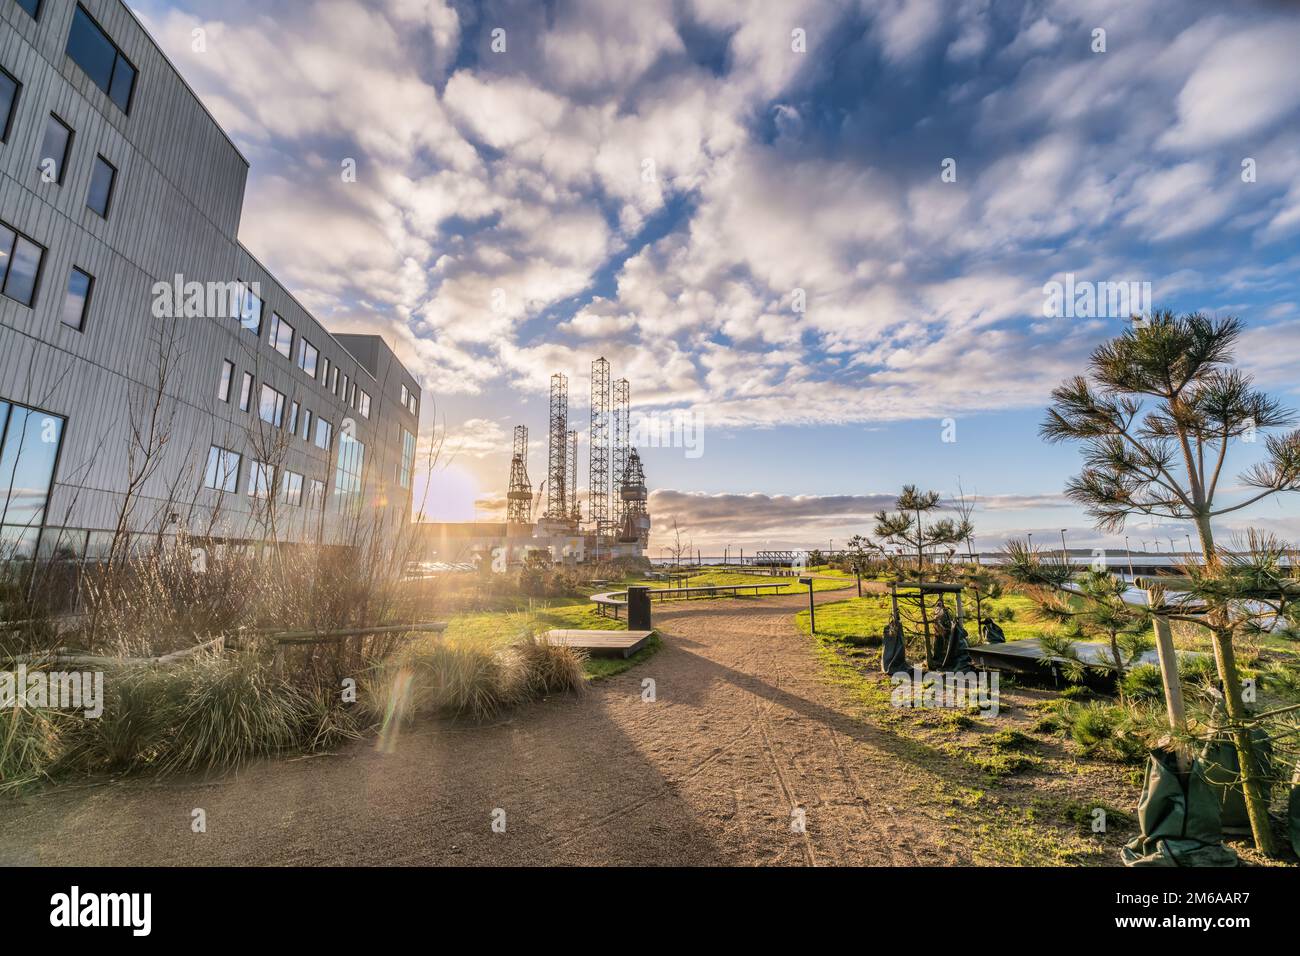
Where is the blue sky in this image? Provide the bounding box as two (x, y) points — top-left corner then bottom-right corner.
(135, 0), (1300, 552)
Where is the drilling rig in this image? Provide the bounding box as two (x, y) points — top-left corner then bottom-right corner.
(506, 425), (532, 525)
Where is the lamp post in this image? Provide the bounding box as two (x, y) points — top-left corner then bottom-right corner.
(800, 577), (815, 634)
(1060, 528), (1069, 565)
(1125, 536), (1135, 578)
(1027, 532), (1034, 552)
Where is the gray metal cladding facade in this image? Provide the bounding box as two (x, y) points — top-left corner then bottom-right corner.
(0, 0), (422, 549)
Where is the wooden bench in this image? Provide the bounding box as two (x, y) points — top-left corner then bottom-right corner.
(543, 629), (655, 658)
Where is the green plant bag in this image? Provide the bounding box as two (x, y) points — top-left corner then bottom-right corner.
(880, 617), (908, 675)
(980, 619), (1006, 644)
(1122, 747), (1239, 867)
(1199, 728), (1273, 835)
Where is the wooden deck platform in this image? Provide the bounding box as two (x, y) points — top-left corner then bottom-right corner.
(543, 629), (656, 658)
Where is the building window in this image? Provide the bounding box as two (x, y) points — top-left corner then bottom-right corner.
(281, 470), (304, 508)
(238, 371), (253, 412)
(247, 461), (273, 499)
(0, 68), (19, 144)
(301, 408), (312, 442)
(400, 428), (416, 490)
(232, 282), (262, 336)
(217, 359), (234, 402)
(86, 155), (116, 218)
(314, 417), (333, 450)
(298, 338), (318, 377)
(330, 367), (339, 394)
(258, 383), (286, 427)
(319, 355), (330, 386)
(358, 390), (371, 419)
(400, 384), (408, 407)
(408, 393), (417, 416)
(332, 433), (365, 514)
(66, 5), (137, 114)
(0, 400), (65, 560)
(287, 401), (299, 435)
(341, 373), (349, 402)
(306, 478), (325, 511)
(268, 312), (294, 358)
(203, 445), (241, 494)
(15, 1), (41, 20)
(59, 267), (93, 331)
(0, 220), (45, 307)
(38, 113), (72, 184)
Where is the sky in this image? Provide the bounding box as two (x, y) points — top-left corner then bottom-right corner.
(134, 0), (1300, 554)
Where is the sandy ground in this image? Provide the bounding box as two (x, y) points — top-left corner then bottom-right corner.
(0, 591), (974, 866)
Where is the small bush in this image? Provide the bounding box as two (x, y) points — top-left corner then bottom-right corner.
(160, 653), (306, 774)
(1121, 663), (1164, 702)
(1069, 703), (1118, 755)
(0, 700), (66, 794)
(1177, 654), (1217, 688)
(517, 636), (588, 697)
(1065, 702), (1151, 765)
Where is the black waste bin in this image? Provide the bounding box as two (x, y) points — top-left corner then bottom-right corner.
(627, 586), (652, 631)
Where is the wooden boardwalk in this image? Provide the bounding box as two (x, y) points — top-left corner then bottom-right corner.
(544, 629), (656, 658)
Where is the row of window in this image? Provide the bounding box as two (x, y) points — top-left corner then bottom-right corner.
(14, 2), (137, 115)
(228, 283), (377, 420)
(0, 216), (93, 329)
(37, 110), (118, 216)
(399, 384), (418, 416)
(203, 444), (326, 510)
(66, 4), (137, 115)
(216, 358), (336, 450)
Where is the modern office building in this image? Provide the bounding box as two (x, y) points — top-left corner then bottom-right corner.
(0, 0), (422, 562)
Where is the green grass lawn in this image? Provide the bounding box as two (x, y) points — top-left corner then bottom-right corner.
(794, 591), (1044, 647)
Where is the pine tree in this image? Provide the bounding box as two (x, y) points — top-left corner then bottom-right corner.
(1040, 310), (1300, 855)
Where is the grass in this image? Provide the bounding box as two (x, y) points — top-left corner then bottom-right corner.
(795, 592), (1043, 648)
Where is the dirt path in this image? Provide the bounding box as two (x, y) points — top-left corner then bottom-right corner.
(0, 592), (977, 866)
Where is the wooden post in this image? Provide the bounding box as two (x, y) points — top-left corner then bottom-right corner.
(1146, 589), (1188, 772)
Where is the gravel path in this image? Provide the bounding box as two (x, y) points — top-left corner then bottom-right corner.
(0, 591), (971, 866)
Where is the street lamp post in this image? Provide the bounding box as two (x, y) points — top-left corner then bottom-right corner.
(1125, 537), (1135, 578)
(800, 577), (815, 634)
(1060, 529), (1069, 566)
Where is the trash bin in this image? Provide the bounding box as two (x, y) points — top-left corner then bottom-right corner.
(627, 586), (652, 631)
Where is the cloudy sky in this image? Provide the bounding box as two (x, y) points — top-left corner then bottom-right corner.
(136, 0), (1300, 553)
